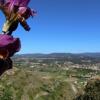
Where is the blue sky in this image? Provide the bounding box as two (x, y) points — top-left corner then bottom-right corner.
(0, 0), (100, 54)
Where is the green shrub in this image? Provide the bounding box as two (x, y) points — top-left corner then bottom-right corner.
(0, 85), (13, 100)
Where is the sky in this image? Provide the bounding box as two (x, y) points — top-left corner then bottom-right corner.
(0, 0), (100, 54)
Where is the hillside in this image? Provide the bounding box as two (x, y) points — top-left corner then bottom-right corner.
(0, 53), (100, 100)
(0, 67), (80, 100)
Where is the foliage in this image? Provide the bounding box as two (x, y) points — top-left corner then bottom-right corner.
(0, 85), (13, 100)
(74, 78), (100, 100)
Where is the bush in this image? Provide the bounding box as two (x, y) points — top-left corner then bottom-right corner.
(74, 78), (100, 100)
(0, 85), (13, 100)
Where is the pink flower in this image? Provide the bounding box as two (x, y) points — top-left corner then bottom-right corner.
(0, 0), (36, 31)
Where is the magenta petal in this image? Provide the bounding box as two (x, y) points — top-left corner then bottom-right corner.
(18, 7), (36, 19)
(18, 7), (27, 14)
(19, 0), (30, 6)
(0, 34), (21, 57)
(5, 0), (30, 15)
(0, 0), (5, 5)
(6, 0), (30, 7)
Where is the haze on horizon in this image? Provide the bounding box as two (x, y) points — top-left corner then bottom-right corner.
(0, 0), (100, 54)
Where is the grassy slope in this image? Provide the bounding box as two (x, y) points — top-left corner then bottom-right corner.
(0, 67), (79, 100)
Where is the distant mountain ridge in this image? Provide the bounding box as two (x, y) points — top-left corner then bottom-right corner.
(13, 53), (100, 58)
